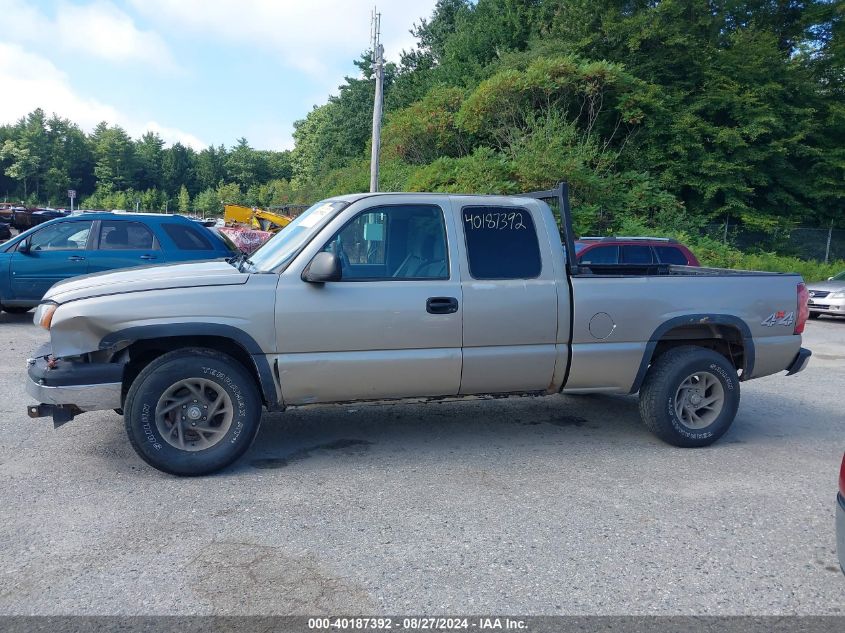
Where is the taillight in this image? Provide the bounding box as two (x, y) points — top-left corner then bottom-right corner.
(840, 453), (845, 497)
(795, 282), (809, 334)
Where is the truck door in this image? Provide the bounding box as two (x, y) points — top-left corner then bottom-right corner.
(274, 200), (463, 405)
(455, 201), (561, 394)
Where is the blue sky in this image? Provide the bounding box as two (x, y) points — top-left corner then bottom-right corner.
(0, 0), (436, 150)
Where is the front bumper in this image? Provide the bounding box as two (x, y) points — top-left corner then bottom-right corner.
(837, 493), (845, 574)
(808, 296), (845, 315)
(785, 347), (812, 376)
(26, 342), (123, 420)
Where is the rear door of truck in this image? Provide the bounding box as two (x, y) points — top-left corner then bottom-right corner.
(452, 196), (567, 394)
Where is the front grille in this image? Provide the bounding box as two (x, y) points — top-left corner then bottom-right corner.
(809, 290), (830, 298)
(810, 304), (831, 310)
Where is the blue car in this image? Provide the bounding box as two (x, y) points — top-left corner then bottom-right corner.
(0, 212), (234, 313)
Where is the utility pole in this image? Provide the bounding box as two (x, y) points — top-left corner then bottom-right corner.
(825, 218), (833, 264)
(369, 8), (384, 193)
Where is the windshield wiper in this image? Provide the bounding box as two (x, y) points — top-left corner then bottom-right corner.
(227, 252), (256, 272)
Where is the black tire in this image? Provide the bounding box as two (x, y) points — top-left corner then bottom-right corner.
(124, 348), (262, 476)
(808, 312), (821, 319)
(2, 306), (32, 314)
(638, 345), (740, 447)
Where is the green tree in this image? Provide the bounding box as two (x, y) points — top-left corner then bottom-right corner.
(178, 184), (190, 213)
(135, 132), (165, 191)
(193, 187), (221, 215)
(225, 138), (267, 189)
(0, 139), (40, 199)
(44, 115), (94, 204)
(91, 122), (136, 191)
(196, 144), (227, 190)
(161, 142), (196, 196)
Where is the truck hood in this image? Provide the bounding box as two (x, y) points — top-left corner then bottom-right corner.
(45, 260), (248, 304)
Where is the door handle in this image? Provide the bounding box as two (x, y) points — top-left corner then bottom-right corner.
(139, 254), (157, 260)
(426, 297), (459, 315)
(67, 255), (86, 262)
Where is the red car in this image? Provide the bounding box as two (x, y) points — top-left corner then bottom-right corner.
(838, 453), (844, 573)
(575, 236), (700, 266)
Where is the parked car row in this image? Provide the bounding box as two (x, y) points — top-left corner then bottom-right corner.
(0, 212), (235, 313)
(0, 206), (70, 231)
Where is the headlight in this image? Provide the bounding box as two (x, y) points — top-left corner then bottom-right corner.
(830, 291), (845, 299)
(34, 302), (58, 330)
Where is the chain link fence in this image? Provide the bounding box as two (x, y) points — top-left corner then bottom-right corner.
(703, 223), (845, 263)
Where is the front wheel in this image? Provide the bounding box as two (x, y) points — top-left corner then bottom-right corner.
(638, 346), (740, 447)
(808, 312), (821, 319)
(124, 348), (262, 475)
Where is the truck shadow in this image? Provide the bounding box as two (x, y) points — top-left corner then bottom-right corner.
(93, 388), (839, 477)
(234, 394), (649, 474)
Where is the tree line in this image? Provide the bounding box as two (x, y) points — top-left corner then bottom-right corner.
(0, 111), (294, 214)
(1, 0), (843, 237)
(291, 0), (844, 236)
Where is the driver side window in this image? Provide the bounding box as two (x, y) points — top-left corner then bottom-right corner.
(27, 221), (92, 251)
(322, 204), (448, 281)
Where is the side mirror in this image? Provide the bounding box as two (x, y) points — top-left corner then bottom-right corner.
(17, 239), (31, 254)
(302, 251), (341, 283)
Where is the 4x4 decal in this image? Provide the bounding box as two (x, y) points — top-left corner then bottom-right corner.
(761, 310), (795, 327)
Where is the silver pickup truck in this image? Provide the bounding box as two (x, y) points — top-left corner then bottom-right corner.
(26, 184), (812, 475)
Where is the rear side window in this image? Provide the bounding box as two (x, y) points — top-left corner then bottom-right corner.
(162, 223), (213, 250)
(621, 245), (654, 264)
(654, 245), (689, 265)
(462, 206), (541, 279)
(99, 221), (156, 250)
(579, 245), (618, 264)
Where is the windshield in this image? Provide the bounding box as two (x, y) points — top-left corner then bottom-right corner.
(832, 270), (845, 281)
(246, 200), (348, 272)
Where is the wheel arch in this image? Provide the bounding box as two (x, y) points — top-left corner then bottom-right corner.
(102, 324), (281, 411)
(629, 314), (754, 394)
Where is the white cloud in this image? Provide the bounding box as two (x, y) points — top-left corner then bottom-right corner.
(129, 0), (434, 77)
(0, 0), (175, 69)
(0, 43), (205, 149)
(141, 121), (206, 150)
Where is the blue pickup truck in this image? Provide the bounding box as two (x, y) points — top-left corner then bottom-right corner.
(0, 212), (233, 313)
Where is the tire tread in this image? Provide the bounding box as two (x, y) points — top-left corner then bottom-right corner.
(638, 345), (739, 447)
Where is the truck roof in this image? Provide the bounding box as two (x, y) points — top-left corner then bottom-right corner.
(326, 192), (543, 204)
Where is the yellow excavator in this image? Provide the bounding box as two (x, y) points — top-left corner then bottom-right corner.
(223, 204), (293, 232)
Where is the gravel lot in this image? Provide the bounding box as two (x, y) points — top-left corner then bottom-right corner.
(0, 312), (842, 615)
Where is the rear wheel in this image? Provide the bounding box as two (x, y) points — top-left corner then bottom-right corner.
(124, 348), (262, 475)
(638, 346), (740, 447)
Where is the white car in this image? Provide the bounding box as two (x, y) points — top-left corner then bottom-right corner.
(807, 271), (845, 319)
